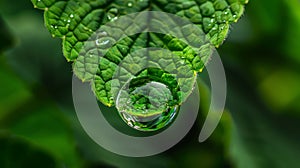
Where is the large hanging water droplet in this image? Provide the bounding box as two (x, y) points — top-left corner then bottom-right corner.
(116, 79), (179, 131)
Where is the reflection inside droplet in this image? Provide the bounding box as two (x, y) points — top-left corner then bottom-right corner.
(116, 74), (180, 132)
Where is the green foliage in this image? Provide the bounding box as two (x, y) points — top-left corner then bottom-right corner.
(0, 132), (57, 168)
(31, 0), (248, 107)
(2, 0), (300, 167)
(2, 103), (82, 168)
(0, 16), (14, 52)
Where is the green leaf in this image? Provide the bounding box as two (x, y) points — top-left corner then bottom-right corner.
(0, 132), (57, 168)
(32, 0), (248, 106)
(0, 59), (32, 118)
(0, 103), (82, 168)
(0, 16), (14, 53)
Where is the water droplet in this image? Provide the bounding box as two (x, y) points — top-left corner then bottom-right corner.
(128, 2), (133, 7)
(107, 8), (119, 21)
(87, 51), (94, 57)
(67, 19), (71, 23)
(116, 80), (179, 131)
(96, 38), (111, 48)
(70, 14), (74, 18)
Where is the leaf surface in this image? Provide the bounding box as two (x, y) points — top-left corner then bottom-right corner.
(32, 0), (248, 106)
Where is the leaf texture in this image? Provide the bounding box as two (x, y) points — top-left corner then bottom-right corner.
(32, 0), (248, 106)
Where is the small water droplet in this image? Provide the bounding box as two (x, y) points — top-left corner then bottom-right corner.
(87, 50), (95, 58)
(107, 8), (119, 21)
(67, 19), (71, 23)
(96, 38), (111, 48)
(128, 2), (133, 7)
(70, 14), (74, 18)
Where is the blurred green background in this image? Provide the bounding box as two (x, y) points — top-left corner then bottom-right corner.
(1, 0), (300, 167)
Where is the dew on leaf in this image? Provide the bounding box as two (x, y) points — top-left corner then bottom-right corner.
(107, 8), (119, 21)
(96, 39), (108, 45)
(96, 38), (111, 49)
